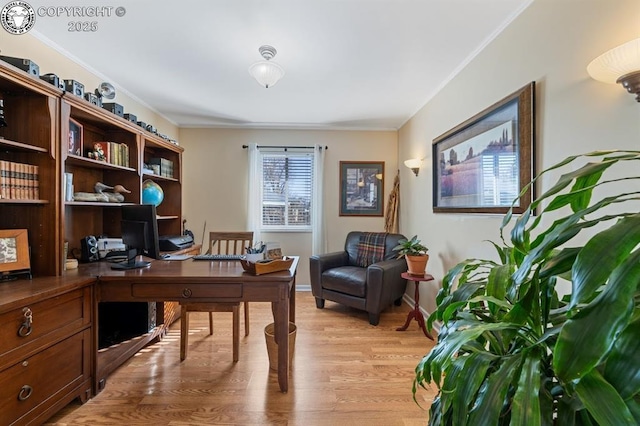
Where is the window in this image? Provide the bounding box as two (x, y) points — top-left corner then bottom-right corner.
(480, 152), (518, 206)
(260, 151), (313, 229)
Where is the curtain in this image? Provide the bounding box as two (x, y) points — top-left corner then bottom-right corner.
(384, 171), (400, 233)
(311, 144), (326, 255)
(246, 143), (262, 243)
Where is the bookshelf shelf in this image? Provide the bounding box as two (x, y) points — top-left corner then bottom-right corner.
(0, 137), (49, 153)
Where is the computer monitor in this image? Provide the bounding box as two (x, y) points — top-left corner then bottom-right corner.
(111, 204), (161, 270)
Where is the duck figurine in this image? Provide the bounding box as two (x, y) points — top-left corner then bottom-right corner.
(73, 182), (132, 203)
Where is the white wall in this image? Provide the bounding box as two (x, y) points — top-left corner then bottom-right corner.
(179, 128), (398, 285)
(399, 0), (640, 315)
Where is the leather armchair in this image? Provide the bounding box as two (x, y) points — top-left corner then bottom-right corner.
(310, 231), (408, 325)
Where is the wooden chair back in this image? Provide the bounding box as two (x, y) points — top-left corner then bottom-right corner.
(208, 231), (253, 255)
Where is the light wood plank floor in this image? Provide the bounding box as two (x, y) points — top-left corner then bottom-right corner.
(46, 292), (436, 425)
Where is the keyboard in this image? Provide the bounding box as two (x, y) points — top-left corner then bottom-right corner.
(192, 254), (244, 261)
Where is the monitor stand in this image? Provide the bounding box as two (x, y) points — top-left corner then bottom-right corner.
(110, 249), (151, 270)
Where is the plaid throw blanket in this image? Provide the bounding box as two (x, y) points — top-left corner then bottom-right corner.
(356, 232), (388, 267)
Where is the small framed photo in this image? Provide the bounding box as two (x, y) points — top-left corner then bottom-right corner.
(339, 161), (384, 216)
(0, 229), (30, 275)
(68, 118), (83, 156)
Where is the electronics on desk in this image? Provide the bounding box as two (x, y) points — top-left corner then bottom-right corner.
(97, 237), (126, 259)
(158, 234), (194, 251)
(80, 235), (99, 262)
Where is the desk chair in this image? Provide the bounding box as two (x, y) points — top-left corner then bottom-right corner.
(180, 231), (253, 362)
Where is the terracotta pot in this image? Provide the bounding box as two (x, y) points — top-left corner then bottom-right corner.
(406, 254), (429, 276)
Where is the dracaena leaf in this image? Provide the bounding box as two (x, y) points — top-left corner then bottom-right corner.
(574, 369), (635, 426)
(452, 353), (493, 425)
(603, 315), (640, 399)
(554, 248), (640, 381)
(510, 350), (542, 426)
(570, 213), (640, 308)
(467, 355), (521, 425)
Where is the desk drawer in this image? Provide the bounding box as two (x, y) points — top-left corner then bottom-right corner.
(0, 330), (90, 425)
(0, 288), (90, 366)
(131, 283), (243, 299)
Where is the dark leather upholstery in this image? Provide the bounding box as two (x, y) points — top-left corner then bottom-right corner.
(310, 231), (408, 325)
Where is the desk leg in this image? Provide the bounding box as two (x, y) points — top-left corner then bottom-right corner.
(289, 275), (296, 323)
(272, 299), (289, 393)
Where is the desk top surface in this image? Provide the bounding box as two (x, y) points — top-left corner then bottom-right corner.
(69, 256), (299, 283)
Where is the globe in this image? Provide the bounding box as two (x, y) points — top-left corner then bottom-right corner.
(141, 179), (164, 206)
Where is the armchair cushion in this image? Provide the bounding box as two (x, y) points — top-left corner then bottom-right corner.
(355, 232), (387, 267)
(322, 266), (367, 297)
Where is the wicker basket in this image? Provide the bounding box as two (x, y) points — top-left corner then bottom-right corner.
(264, 322), (296, 370)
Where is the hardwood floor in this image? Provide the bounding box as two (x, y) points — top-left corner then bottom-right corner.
(46, 292), (436, 425)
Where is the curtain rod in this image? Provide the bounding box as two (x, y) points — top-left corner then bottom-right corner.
(242, 145), (327, 150)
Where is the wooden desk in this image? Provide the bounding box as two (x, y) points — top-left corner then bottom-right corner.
(71, 256), (298, 393)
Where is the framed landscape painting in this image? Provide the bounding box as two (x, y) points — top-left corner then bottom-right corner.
(432, 82), (535, 214)
(339, 161), (384, 216)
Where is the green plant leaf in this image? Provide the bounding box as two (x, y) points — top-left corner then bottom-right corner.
(486, 264), (512, 316)
(556, 394), (577, 426)
(574, 369), (635, 426)
(467, 355), (521, 425)
(603, 315), (640, 399)
(554, 247), (640, 381)
(419, 322), (514, 388)
(451, 353), (493, 426)
(544, 162), (611, 212)
(440, 356), (466, 415)
(510, 351), (542, 426)
(570, 213), (640, 308)
(538, 247), (580, 280)
(627, 397), (640, 424)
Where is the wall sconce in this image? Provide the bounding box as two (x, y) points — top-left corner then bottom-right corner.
(587, 38), (640, 102)
(404, 158), (422, 177)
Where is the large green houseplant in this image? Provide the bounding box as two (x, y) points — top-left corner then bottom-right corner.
(414, 150), (640, 425)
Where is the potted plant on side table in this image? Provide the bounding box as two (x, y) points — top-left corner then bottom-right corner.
(394, 235), (429, 276)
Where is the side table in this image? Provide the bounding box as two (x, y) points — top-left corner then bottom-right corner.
(397, 272), (435, 340)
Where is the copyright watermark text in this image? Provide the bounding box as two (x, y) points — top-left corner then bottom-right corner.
(36, 6), (126, 18)
(0, 2), (126, 34)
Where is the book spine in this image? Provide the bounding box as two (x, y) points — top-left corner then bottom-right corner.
(0, 160), (7, 199)
(18, 162), (26, 199)
(64, 172), (73, 202)
(9, 161), (16, 199)
(33, 164), (39, 200)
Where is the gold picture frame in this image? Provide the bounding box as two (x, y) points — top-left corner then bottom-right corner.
(0, 229), (30, 275)
(432, 82), (535, 214)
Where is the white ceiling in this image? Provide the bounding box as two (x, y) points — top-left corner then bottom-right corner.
(29, 0), (532, 130)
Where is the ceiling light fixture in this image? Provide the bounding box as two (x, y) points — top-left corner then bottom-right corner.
(587, 38), (640, 102)
(248, 45), (284, 88)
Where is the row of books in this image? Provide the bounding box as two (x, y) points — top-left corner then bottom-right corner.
(88, 141), (130, 168)
(0, 160), (40, 200)
(148, 157), (174, 178)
